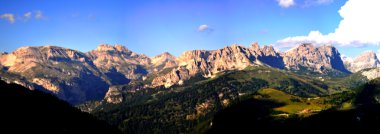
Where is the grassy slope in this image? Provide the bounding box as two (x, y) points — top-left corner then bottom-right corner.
(255, 88), (331, 115)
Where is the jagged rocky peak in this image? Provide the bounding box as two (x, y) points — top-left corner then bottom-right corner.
(86, 44), (150, 82)
(95, 44), (130, 52)
(283, 43), (348, 73)
(261, 45), (277, 55)
(151, 52), (176, 65)
(0, 45), (108, 104)
(248, 42), (279, 57)
(150, 52), (177, 71)
(153, 43), (283, 88)
(0, 45), (89, 73)
(355, 51), (378, 61)
(88, 44), (150, 66)
(345, 51), (380, 72)
(251, 42), (260, 51)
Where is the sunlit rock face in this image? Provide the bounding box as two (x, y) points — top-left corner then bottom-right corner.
(283, 44), (348, 73)
(344, 51), (380, 72)
(0, 46), (108, 104)
(152, 43), (284, 87)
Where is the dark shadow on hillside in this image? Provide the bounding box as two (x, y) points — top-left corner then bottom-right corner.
(208, 80), (380, 133)
(258, 56), (285, 69)
(208, 99), (286, 133)
(0, 79), (121, 134)
(105, 68), (131, 85)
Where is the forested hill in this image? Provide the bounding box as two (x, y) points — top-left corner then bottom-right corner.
(0, 79), (121, 134)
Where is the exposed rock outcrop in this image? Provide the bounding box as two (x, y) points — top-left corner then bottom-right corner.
(0, 43), (355, 103)
(344, 51), (380, 72)
(283, 44), (348, 73)
(152, 43), (284, 87)
(86, 44), (149, 84)
(0, 46), (108, 104)
(361, 68), (380, 80)
(104, 86), (124, 104)
(150, 52), (177, 71)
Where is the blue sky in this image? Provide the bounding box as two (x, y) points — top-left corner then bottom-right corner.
(0, 0), (379, 57)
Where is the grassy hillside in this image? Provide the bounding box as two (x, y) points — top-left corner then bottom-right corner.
(255, 88), (331, 115)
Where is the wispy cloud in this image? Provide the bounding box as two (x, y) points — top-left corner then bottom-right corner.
(277, 0), (295, 8)
(35, 10), (44, 19)
(197, 24), (213, 33)
(275, 0), (380, 49)
(24, 12), (32, 20)
(0, 10), (45, 24)
(0, 13), (15, 24)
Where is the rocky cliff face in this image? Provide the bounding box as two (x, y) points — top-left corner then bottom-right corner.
(283, 44), (348, 74)
(0, 44), (178, 104)
(104, 86), (124, 104)
(150, 52), (177, 71)
(151, 43), (284, 87)
(86, 44), (150, 84)
(0, 46), (109, 104)
(0, 43), (356, 104)
(361, 68), (380, 80)
(344, 51), (380, 72)
(152, 43), (350, 88)
(151, 66), (190, 88)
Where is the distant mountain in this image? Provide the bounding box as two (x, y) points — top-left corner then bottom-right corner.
(85, 44), (150, 84)
(0, 46), (109, 104)
(151, 43), (349, 88)
(0, 43), (354, 104)
(0, 45), (175, 104)
(150, 52), (177, 71)
(0, 79), (121, 134)
(359, 67), (380, 80)
(344, 51), (380, 72)
(283, 44), (349, 74)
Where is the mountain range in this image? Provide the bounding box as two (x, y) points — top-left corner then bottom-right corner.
(1, 43), (380, 133)
(0, 43), (379, 104)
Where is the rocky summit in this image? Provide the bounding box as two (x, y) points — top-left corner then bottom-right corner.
(151, 43), (348, 88)
(0, 43), (368, 104)
(0, 44), (176, 104)
(282, 44), (348, 74)
(343, 51), (380, 72)
(0, 46), (108, 104)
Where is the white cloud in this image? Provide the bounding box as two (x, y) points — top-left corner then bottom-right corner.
(1, 11), (45, 24)
(198, 24), (211, 32)
(0, 13), (15, 24)
(276, 0), (380, 48)
(24, 12), (32, 20)
(35, 10), (44, 19)
(277, 0), (295, 8)
(377, 50), (380, 57)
